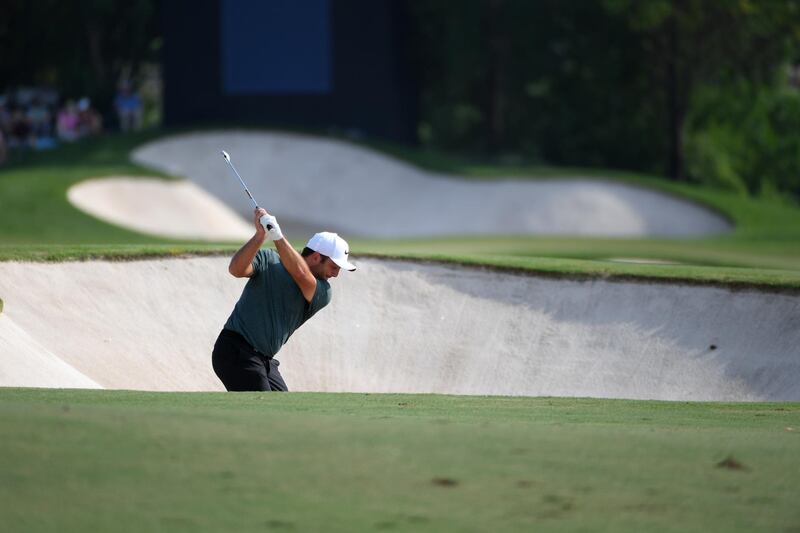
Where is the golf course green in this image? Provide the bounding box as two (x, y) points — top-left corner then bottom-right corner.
(1, 389), (798, 532)
(1, 131), (799, 531)
(2, 132), (799, 287)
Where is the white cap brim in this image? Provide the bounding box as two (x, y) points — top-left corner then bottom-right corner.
(332, 256), (357, 271)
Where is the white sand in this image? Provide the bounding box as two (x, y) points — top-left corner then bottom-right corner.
(67, 177), (252, 241)
(1, 257), (797, 400)
(0, 315), (101, 389)
(130, 131), (732, 238)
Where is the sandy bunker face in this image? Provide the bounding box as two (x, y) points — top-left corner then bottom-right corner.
(130, 131), (733, 238)
(0, 257), (797, 401)
(68, 177), (253, 241)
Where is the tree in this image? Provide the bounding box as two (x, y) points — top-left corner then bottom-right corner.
(0, 0), (159, 115)
(410, 0), (800, 191)
(605, 0), (800, 180)
(409, 0), (671, 170)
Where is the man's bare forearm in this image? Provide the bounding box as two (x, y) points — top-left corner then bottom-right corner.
(229, 232), (266, 277)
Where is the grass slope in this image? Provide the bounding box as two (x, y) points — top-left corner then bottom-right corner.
(363, 139), (800, 277)
(1, 389), (798, 532)
(1, 130), (799, 288)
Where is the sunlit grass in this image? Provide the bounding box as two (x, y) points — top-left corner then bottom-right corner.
(1, 129), (798, 289)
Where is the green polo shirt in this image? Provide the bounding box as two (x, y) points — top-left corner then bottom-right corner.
(224, 248), (331, 358)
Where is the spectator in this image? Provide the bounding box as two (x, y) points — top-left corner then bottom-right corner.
(0, 98), (11, 161)
(26, 97), (51, 138)
(77, 97), (103, 137)
(57, 100), (81, 141)
(0, 96), (11, 140)
(9, 106), (33, 148)
(114, 81), (143, 132)
(27, 96), (57, 149)
(0, 128), (7, 165)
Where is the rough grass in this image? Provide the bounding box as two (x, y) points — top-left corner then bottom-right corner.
(0, 388), (798, 532)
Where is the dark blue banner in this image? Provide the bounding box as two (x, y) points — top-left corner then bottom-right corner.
(221, 0), (332, 94)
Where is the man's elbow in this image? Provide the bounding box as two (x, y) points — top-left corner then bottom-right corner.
(228, 262), (247, 278)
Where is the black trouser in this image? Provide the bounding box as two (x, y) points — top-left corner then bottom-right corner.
(212, 329), (288, 392)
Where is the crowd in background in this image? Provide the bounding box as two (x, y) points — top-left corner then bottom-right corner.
(0, 83), (143, 165)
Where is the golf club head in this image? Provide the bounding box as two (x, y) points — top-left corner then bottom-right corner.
(221, 150), (230, 163)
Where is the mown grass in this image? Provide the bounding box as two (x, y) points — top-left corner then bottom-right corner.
(0, 132), (177, 245)
(1, 130), (799, 290)
(1, 388), (798, 533)
(355, 253), (800, 291)
(2, 136), (799, 531)
(0, 243), (232, 262)
(363, 138), (800, 271)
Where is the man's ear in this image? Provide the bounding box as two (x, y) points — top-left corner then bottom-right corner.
(309, 252), (323, 265)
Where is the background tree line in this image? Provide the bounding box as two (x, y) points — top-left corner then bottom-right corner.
(3, 0), (799, 201)
(409, 0), (800, 201)
(0, 0), (159, 125)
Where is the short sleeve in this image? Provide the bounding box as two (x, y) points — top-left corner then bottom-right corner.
(308, 280), (332, 317)
(251, 249), (280, 275)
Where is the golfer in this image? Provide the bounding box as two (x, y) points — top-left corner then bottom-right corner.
(212, 207), (356, 391)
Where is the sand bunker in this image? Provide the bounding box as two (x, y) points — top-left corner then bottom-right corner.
(130, 131), (732, 238)
(68, 177), (252, 241)
(1, 257), (797, 401)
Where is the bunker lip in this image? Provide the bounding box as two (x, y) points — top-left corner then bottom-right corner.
(0, 257), (797, 400)
(334, 254), (800, 296)
(2, 251), (798, 295)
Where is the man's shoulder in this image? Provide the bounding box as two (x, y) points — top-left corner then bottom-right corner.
(261, 248), (280, 261)
(319, 279), (332, 293)
(316, 279), (332, 304)
(249, 248), (281, 277)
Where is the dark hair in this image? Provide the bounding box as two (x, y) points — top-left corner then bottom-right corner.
(302, 247), (329, 262)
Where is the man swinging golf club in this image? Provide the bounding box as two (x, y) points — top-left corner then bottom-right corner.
(212, 151), (356, 391)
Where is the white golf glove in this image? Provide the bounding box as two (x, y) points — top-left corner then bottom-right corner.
(260, 214), (284, 241)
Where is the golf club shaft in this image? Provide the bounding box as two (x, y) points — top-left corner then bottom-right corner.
(221, 151), (273, 230)
(224, 159), (259, 209)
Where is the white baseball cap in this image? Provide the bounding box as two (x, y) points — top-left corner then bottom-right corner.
(306, 232), (356, 271)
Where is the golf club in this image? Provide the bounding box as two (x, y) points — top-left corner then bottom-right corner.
(220, 150), (272, 230)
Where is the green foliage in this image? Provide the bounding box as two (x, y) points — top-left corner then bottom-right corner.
(411, 0), (667, 171)
(409, 0), (800, 195)
(0, 0), (160, 116)
(686, 82), (800, 200)
(684, 127), (748, 195)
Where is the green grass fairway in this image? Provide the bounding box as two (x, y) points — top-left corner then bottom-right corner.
(2, 131), (800, 288)
(1, 389), (798, 532)
(0, 132), (188, 246)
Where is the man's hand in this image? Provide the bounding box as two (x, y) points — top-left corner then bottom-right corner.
(254, 208), (284, 241)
